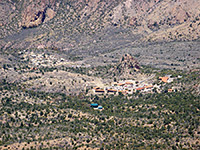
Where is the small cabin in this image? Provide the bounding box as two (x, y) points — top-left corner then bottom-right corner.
(98, 106), (103, 109)
(118, 83), (125, 86)
(159, 77), (169, 83)
(93, 87), (103, 94)
(118, 90), (128, 95)
(91, 103), (98, 108)
(107, 89), (117, 94)
(136, 87), (145, 91)
(125, 82), (133, 85)
(145, 85), (153, 89)
(168, 89), (173, 92)
(95, 89), (105, 93)
(93, 87), (100, 90)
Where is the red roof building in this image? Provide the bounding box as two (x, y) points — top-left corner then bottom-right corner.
(107, 89), (117, 93)
(136, 87), (145, 91)
(159, 77), (169, 83)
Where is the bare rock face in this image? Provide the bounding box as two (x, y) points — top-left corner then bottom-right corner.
(44, 8), (55, 22)
(1, 0), (200, 49)
(21, 0), (56, 28)
(119, 53), (140, 71)
(111, 54), (140, 78)
(22, 7), (45, 28)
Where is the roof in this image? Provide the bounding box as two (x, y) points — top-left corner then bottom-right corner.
(118, 83), (125, 86)
(125, 82), (133, 85)
(98, 106), (103, 109)
(159, 77), (169, 83)
(136, 87), (145, 91)
(118, 90), (128, 93)
(91, 103), (98, 107)
(145, 85), (153, 89)
(118, 90), (128, 94)
(93, 87), (100, 90)
(107, 89), (117, 92)
(168, 89), (173, 92)
(95, 89), (105, 92)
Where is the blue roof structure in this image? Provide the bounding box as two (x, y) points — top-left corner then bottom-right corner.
(98, 106), (103, 109)
(91, 103), (98, 107)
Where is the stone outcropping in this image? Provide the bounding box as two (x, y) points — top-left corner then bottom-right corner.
(20, 0), (200, 40)
(21, 0), (56, 28)
(112, 54), (140, 78)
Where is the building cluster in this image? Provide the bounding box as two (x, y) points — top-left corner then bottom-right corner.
(29, 53), (62, 67)
(90, 103), (103, 110)
(93, 80), (155, 95)
(20, 51), (91, 69)
(93, 75), (181, 95)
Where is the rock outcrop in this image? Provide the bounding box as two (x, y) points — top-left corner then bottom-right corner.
(111, 54), (140, 78)
(119, 53), (140, 71)
(21, 0), (56, 28)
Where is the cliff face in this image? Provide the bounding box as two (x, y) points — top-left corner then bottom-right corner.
(0, 0), (57, 38)
(109, 0), (200, 42)
(0, 0), (200, 49)
(21, 0), (56, 28)
(111, 54), (140, 78)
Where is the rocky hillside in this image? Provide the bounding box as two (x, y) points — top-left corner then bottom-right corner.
(0, 0), (57, 37)
(117, 53), (140, 71)
(0, 0), (200, 50)
(110, 53), (141, 78)
(21, 0), (56, 29)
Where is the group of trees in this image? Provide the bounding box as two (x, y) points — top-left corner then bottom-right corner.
(1, 77), (199, 149)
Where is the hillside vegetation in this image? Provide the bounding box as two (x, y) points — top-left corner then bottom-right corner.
(0, 0), (200, 149)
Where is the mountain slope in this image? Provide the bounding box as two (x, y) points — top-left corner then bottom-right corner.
(0, 0), (200, 51)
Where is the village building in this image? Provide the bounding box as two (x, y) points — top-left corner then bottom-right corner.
(136, 87), (145, 91)
(107, 89), (117, 94)
(118, 83), (125, 86)
(95, 89), (105, 94)
(93, 87), (105, 94)
(159, 77), (169, 83)
(125, 81), (134, 85)
(167, 78), (174, 83)
(168, 89), (173, 92)
(91, 103), (98, 108)
(91, 74), (180, 96)
(159, 75), (174, 83)
(98, 106), (103, 109)
(118, 90), (128, 95)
